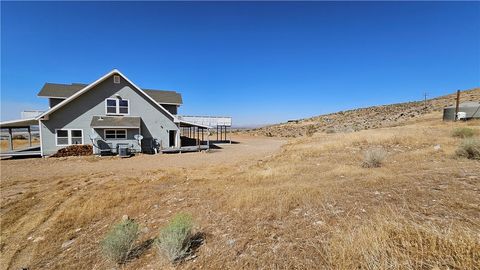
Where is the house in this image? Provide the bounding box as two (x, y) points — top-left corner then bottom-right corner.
(0, 69), (232, 157)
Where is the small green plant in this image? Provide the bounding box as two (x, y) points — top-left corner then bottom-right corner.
(156, 213), (194, 262)
(101, 218), (139, 264)
(452, 127), (476, 138)
(362, 148), (387, 168)
(455, 138), (480, 160)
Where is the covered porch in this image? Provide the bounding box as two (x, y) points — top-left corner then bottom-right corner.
(162, 120), (211, 153)
(90, 116), (142, 155)
(0, 118), (41, 158)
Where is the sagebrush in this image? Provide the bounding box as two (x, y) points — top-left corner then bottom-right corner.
(101, 219), (139, 264)
(455, 138), (480, 160)
(306, 125), (316, 137)
(362, 148), (387, 168)
(452, 127), (476, 138)
(156, 213), (194, 262)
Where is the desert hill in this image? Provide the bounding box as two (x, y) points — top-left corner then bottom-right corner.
(247, 87), (480, 137)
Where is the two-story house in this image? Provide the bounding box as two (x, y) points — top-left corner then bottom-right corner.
(1, 69), (214, 156)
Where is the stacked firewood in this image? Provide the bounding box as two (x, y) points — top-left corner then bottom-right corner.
(51, 145), (93, 157)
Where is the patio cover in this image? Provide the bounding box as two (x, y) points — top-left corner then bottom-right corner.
(0, 118), (38, 128)
(179, 120), (210, 129)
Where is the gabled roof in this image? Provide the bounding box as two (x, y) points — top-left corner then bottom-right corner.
(143, 89), (183, 105)
(36, 69), (179, 122)
(38, 83), (182, 105)
(37, 83), (87, 98)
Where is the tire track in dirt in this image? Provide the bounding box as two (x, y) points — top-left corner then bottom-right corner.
(4, 173), (108, 270)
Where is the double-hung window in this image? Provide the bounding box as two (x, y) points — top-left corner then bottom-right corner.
(105, 98), (129, 115)
(104, 129), (127, 139)
(56, 129), (83, 146)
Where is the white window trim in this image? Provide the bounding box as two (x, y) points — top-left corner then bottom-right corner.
(105, 98), (130, 116)
(104, 129), (127, 140)
(114, 75), (121, 84)
(55, 129), (84, 146)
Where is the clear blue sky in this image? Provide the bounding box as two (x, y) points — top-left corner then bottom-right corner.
(1, 1), (479, 126)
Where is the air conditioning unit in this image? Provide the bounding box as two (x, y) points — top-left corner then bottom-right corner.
(118, 145), (130, 158)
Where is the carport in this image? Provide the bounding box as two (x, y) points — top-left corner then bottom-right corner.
(0, 118), (41, 157)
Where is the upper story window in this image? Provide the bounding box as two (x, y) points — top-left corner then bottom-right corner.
(105, 98), (129, 115)
(113, 75), (120, 84)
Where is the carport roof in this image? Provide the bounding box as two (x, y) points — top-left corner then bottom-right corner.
(0, 118), (38, 129)
(90, 116), (141, 128)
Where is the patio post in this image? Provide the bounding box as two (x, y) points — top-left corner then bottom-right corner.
(8, 128), (13, 151)
(28, 126), (32, 147)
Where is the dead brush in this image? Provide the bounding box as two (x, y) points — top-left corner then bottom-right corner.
(451, 127), (476, 138)
(455, 138), (480, 160)
(362, 147), (387, 168)
(305, 125), (316, 137)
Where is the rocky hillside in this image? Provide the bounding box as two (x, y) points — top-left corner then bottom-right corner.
(245, 87), (480, 137)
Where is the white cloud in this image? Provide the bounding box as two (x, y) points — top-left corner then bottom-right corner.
(0, 100), (48, 121)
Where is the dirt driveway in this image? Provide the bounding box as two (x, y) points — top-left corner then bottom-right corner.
(0, 136), (286, 181)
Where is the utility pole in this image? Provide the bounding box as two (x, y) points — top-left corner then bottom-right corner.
(454, 90), (461, 121)
(423, 92), (428, 109)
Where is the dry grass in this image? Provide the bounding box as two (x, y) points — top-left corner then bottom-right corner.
(0, 138), (39, 152)
(1, 114), (479, 269)
(456, 138), (480, 160)
(452, 127), (476, 138)
(327, 211), (480, 269)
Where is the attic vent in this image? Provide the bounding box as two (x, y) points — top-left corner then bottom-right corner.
(113, 75), (120, 84)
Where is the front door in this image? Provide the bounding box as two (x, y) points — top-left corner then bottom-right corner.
(169, 130), (176, 147)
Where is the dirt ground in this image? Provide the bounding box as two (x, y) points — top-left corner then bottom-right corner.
(1, 135), (284, 183)
(0, 135), (285, 270)
(0, 115), (479, 270)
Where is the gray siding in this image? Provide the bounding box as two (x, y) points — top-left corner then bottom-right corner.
(49, 98), (65, 108)
(161, 104), (178, 115)
(91, 128), (142, 154)
(40, 74), (179, 156)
